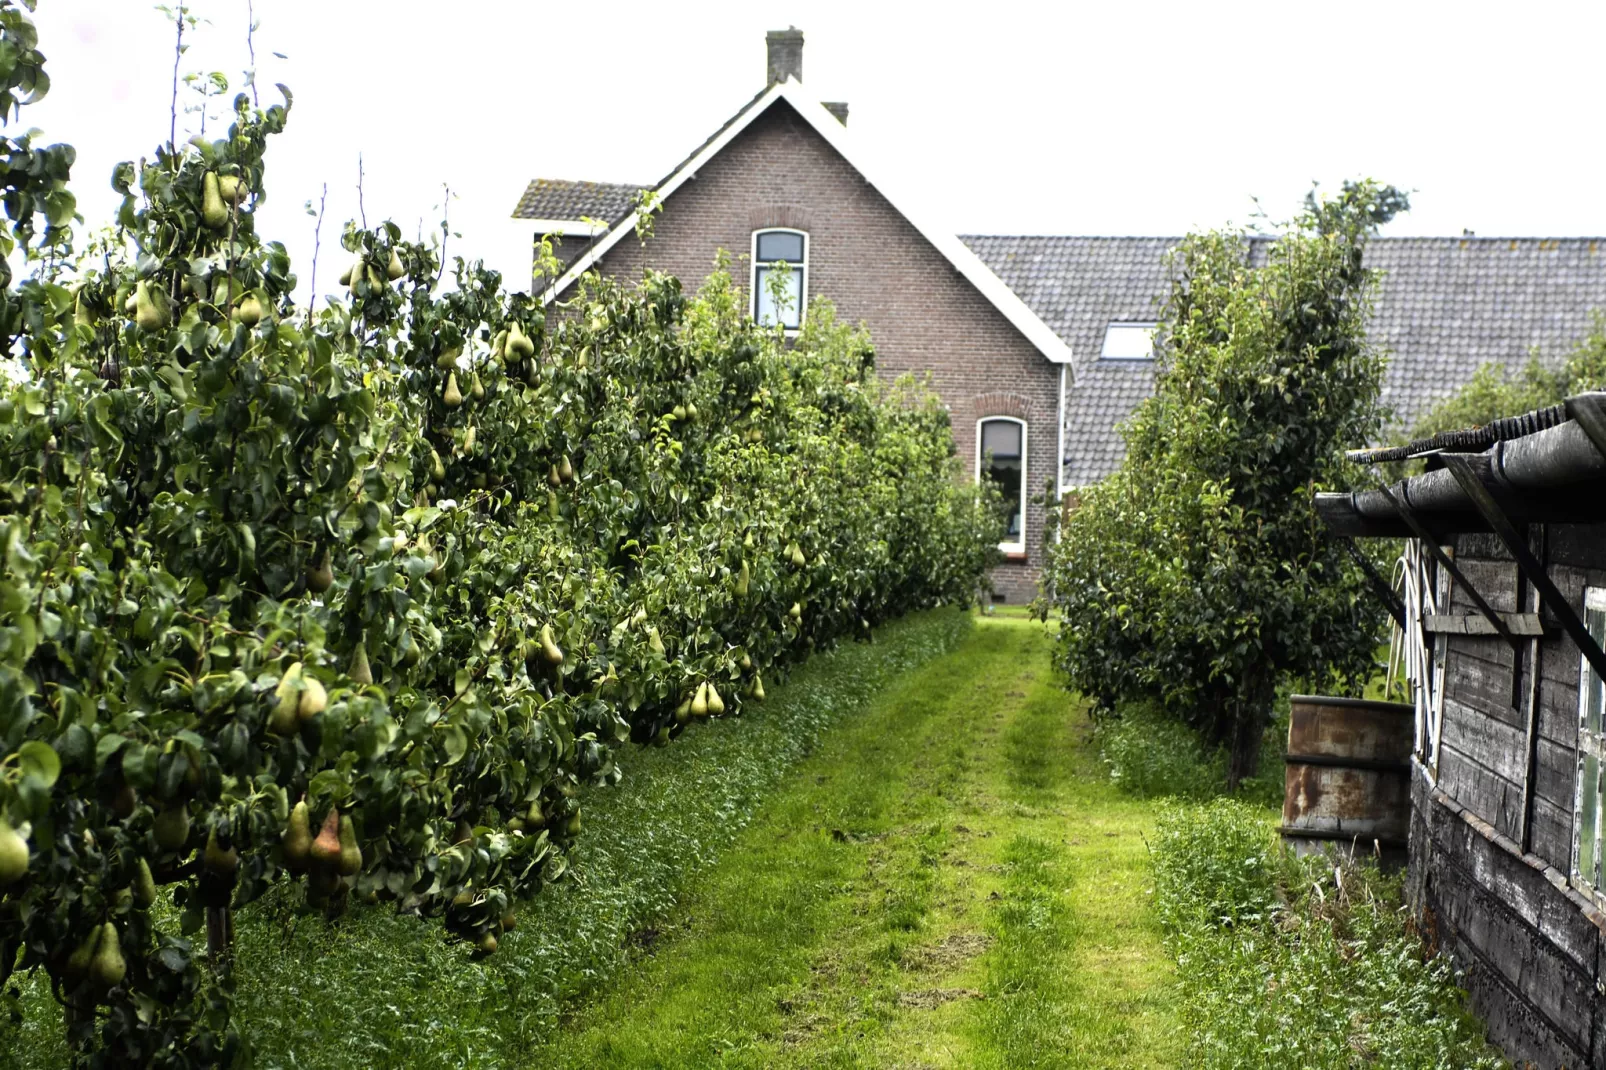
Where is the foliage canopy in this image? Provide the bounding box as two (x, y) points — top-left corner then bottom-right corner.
(1042, 181), (1404, 783)
(0, 5), (999, 1062)
(1411, 310), (1606, 437)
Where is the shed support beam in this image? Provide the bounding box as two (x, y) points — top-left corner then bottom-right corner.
(1339, 535), (1406, 630)
(1439, 453), (1606, 686)
(1375, 482), (1521, 651)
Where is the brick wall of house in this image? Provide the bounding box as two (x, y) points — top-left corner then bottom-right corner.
(583, 99), (1059, 602)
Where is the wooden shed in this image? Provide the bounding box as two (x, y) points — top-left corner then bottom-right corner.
(1318, 392), (1606, 1068)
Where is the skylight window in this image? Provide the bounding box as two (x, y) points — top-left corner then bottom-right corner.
(1101, 322), (1157, 361)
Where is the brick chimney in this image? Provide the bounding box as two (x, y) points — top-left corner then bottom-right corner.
(766, 27), (803, 84)
(822, 102), (849, 125)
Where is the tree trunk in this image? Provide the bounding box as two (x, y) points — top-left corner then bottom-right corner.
(1225, 665), (1278, 789)
(205, 905), (234, 974)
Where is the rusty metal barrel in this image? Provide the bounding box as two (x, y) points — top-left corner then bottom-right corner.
(1280, 694), (1414, 858)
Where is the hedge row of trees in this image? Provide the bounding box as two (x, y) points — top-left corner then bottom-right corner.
(0, 5), (1000, 1062)
(1040, 182), (1407, 785)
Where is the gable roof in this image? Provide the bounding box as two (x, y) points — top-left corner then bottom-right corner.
(962, 235), (1606, 486)
(530, 78), (1075, 366)
(513, 179), (644, 229)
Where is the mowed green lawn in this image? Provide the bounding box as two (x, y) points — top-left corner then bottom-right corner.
(534, 615), (1181, 1068)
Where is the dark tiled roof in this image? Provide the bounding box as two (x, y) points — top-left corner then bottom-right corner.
(962, 235), (1606, 485)
(512, 179), (643, 223)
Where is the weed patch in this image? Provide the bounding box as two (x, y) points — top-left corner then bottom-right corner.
(1150, 799), (1504, 1069)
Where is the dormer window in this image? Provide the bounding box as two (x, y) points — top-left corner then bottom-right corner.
(1101, 322), (1157, 360)
(753, 228), (807, 330)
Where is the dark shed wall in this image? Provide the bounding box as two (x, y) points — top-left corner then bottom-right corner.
(584, 100), (1059, 602)
(1408, 525), (1606, 1067)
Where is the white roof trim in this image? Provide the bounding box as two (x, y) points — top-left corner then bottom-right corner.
(523, 218), (608, 236)
(539, 78), (1075, 368)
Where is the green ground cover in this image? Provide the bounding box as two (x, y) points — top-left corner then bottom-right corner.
(530, 614), (1180, 1069)
(1, 609), (972, 1070)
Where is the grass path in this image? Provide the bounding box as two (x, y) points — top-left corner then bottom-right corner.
(535, 615), (1180, 1068)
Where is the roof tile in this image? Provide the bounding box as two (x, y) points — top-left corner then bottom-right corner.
(512, 179), (643, 224)
(962, 235), (1606, 485)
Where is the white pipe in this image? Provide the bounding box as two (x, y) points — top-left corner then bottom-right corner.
(1054, 362), (1067, 501)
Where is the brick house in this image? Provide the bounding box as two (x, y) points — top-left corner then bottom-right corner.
(520, 29), (1073, 603)
(517, 29), (1606, 604)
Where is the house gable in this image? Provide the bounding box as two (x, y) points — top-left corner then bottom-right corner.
(537, 79), (1073, 369)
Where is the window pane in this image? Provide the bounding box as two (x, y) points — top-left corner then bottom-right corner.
(1101, 323), (1156, 360)
(756, 231), (804, 263)
(985, 458), (1023, 541)
(980, 419), (1025, 544)
(1580, 753), (1600, 887)
(981, 420), (1022, 460)
(755, 266), (802, 329)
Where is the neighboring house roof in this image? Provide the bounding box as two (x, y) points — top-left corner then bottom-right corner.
(524, 78), (1076, 366)
(512, 179), (644, 229)
(963, 235), (1606, 486)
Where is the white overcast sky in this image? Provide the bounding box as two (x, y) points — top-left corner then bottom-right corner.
(22, 0), (1606, 306)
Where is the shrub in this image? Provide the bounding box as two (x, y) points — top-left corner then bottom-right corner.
(1097, 699), (1287, 807)
(1095, 699), (1226, 802)
(1044, 182), (1403, 785)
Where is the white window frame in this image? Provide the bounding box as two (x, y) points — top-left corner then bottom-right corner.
(1572, 586), (1606, 903)
(975, 416), (1027, 555)
(1100, 321), (1158, 361)
(750, 228), (808, 333)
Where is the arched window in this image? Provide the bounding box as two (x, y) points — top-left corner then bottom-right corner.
(752, 228), (807, 330)
(977, 417), (1026, 553)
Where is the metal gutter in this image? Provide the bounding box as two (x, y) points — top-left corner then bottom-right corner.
(1316, 394), (1606, 538)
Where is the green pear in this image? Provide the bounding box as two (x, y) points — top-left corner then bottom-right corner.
(0, 819), (29, 884)
(336, 814), (362, 877)
(443, 372), (463, 408)
(307, 549), (334, 592)
(217, 173), (248, 205)
(297, 676), (327, 721)
(508, 321), (535, 359)
(233, 292), (264, 326)
(153, 805), (190, 853)
(201, 172), (228, 229)
(283, 799), (312, 871)
(64, 924), (100, 980)
(735, 560), (750, 598)
(270, 662), (303, 733)
(132, 857), (157, 908)
(349, 640), (373, 687)
(539, 623), (564, 665)
(203, 826), (238, 876)
(133, 281), (170, 333)
(386, 248), (405, 281)
(690, 682), (709, 718)
(90, 922), (125, 988)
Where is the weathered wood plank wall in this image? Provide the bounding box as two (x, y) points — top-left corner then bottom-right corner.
(1407, 523), (1606, 1068)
